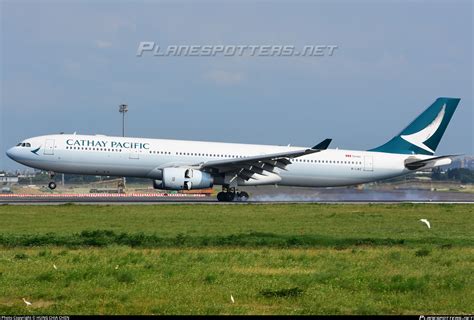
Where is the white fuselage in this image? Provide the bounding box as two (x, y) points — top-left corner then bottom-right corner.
(6, 134), (428, 187)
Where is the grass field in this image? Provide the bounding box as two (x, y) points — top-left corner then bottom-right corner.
(0, 203), (473, 314)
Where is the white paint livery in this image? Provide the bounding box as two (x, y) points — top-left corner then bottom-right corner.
(6, 133), (448, 188)
(6, 97), (460, 201)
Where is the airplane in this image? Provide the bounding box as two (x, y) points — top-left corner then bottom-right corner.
(6, 97), (460, 202)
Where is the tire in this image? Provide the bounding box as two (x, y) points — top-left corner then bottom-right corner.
(217, 192), (226, 202)
(217, 191), (236, 202)
(48, 182), (57, 190)
(226, 192), (235, 202)
(239, 191), (249, 200)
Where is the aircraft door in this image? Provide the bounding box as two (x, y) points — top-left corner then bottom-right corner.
(364, 156), (373, 171)
(129, 149), (139, 159)
(44, 139), (55, 155)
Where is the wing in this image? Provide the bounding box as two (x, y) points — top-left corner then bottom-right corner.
(195, 139), (332, 182)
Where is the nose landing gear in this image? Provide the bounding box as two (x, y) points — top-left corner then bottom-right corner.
(216, 186), (249, 202)
(48, 171), (57, 190)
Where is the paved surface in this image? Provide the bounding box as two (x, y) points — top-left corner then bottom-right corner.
(0, 187), (472, 204)
(2, 201), (472, 205)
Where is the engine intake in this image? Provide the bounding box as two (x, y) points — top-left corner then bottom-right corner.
(153, 168), (213, 190)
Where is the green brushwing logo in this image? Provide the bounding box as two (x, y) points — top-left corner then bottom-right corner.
(370, 97), (460, 155)
(400, 104), (445, 154)
(31, 147), (41, 155)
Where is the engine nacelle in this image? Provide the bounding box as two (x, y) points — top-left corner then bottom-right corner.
(153, 168), (213, 190)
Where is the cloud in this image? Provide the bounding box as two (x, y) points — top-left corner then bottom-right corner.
(95, 40), (113, 48)
(63, 59), (81, 72)
(103, 16), (136, 34)
(204, 70), (244, 86)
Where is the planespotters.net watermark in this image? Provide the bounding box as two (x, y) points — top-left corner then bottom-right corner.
(136, 42), (339, 57)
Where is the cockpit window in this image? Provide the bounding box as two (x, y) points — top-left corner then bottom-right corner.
(16, 142), (31, 147)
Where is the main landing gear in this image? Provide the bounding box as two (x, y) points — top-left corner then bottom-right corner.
(48, 171), (57, 190)
(216, 186), (249, 202)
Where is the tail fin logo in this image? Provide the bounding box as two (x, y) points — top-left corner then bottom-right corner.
(400, 104), (446, 154)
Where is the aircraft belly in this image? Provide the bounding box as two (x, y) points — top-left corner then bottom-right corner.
(278, 164), (400, 187)
(26, 153), (158, 178)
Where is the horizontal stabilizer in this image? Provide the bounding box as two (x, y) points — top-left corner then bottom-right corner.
(404, 154), (461, 170)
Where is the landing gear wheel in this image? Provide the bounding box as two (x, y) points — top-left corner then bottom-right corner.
(217, 192), (226, 202)
(238, 191), (249, 201)
(48, 181), (57, 190)
(217, 188), (249, 202)
(226, 192), (235, 202)
(217, 191), (236, 202)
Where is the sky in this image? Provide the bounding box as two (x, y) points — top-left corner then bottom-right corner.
(1, 0), (472, 170)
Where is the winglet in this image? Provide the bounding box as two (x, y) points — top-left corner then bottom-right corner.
(312, 138), (332, 150)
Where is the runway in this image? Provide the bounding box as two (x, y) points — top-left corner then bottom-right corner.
(0, 188), (473, 204)
(2, 200), (472, 205)
(0, 193), (210, 204)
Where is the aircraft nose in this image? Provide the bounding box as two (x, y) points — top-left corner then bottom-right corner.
(6, 147), (16, 160)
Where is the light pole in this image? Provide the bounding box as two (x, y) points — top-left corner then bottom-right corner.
(119, 104), (128, 137)
(118, 104), (128, 192)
